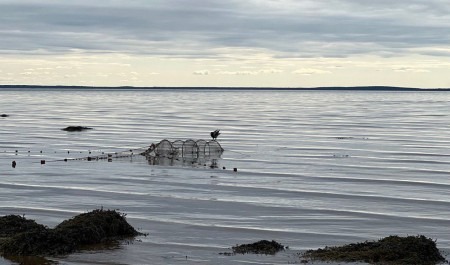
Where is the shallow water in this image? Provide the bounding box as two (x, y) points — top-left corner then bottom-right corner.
(0, 88), (449, 264)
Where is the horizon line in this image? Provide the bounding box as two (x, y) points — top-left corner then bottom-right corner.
(1, 85), (450, 91)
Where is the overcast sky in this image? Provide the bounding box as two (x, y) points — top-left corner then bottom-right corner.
(1, 0), (450, 87)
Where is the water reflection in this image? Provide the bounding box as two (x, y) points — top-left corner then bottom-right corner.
(3, 255), (57, 265)
(145, 155), (220, 168)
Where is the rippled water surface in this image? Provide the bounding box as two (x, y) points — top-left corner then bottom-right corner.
(0, 89), (449, 264)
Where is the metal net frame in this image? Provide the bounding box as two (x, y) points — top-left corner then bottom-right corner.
(148, 139), (223, 158)
(154, 139), (174, 155)
(182, 139), (197, 156)
(205, 141), (223, 156)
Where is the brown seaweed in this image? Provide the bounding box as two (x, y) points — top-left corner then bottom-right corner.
(228, 240), (285, 255)
(0, 209), (144, 257)
(302, 235), (447, 265)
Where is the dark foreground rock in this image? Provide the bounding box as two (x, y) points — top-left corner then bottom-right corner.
(0, 209), (144, 256)
(231, 240), (285, 255)
(61, 126), (93, 132)
(0, 215), (46, 238)
(302, 235), (446, 265)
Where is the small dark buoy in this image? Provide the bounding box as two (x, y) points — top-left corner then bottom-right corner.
(40, 160), (45, 165)
(87, 157), (92, 161)
(233, 168), (237, 172)
(40, 150), (42, 153)
(12, 161), (16, 168)
(223, 166), (226, 170)
(64, 158), (68, 162)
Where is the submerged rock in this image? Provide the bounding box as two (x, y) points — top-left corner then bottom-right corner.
(231, 240), (285, 255)
(0, 209), (144, 256)
(302, 235), (446, 265)
(61, 126), (93, 132)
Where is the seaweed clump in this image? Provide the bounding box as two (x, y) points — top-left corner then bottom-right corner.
(0, 209), (144, 256)
(0, 215), (46, 238)
(55, 209), (140, 245)
(302, 235), (447, 265)
(231, 240), (285, 255)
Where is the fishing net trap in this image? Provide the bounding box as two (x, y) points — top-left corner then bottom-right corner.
(141, 139), (224, 158)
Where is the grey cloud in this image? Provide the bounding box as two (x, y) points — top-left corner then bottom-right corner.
(1, 0), (449, 59)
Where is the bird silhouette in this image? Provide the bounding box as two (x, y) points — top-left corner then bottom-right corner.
(210, 129), (220, 140)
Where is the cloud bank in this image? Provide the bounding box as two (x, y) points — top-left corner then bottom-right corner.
(1, 0), (450, 58)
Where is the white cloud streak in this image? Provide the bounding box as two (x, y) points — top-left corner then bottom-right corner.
(292, 68), (332, 75)
(193, 70), (210, 75)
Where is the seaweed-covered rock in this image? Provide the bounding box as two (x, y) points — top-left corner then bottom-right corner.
(302, 235), (446, 265)
(55, 209), (140, 245)
(1, 228), (75, 256)
(61, 126), (92, 132)
(0, 215), (46, 238)
(0, 209), (143, 256)
(232, 240), (285, 255)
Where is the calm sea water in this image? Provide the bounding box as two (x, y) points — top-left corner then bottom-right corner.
(0, 88), (449, 264)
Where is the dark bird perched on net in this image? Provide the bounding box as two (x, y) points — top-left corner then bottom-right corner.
(210, 129), (220, 140)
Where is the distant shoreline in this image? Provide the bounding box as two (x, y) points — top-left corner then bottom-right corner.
(1, 85), (450, 91)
